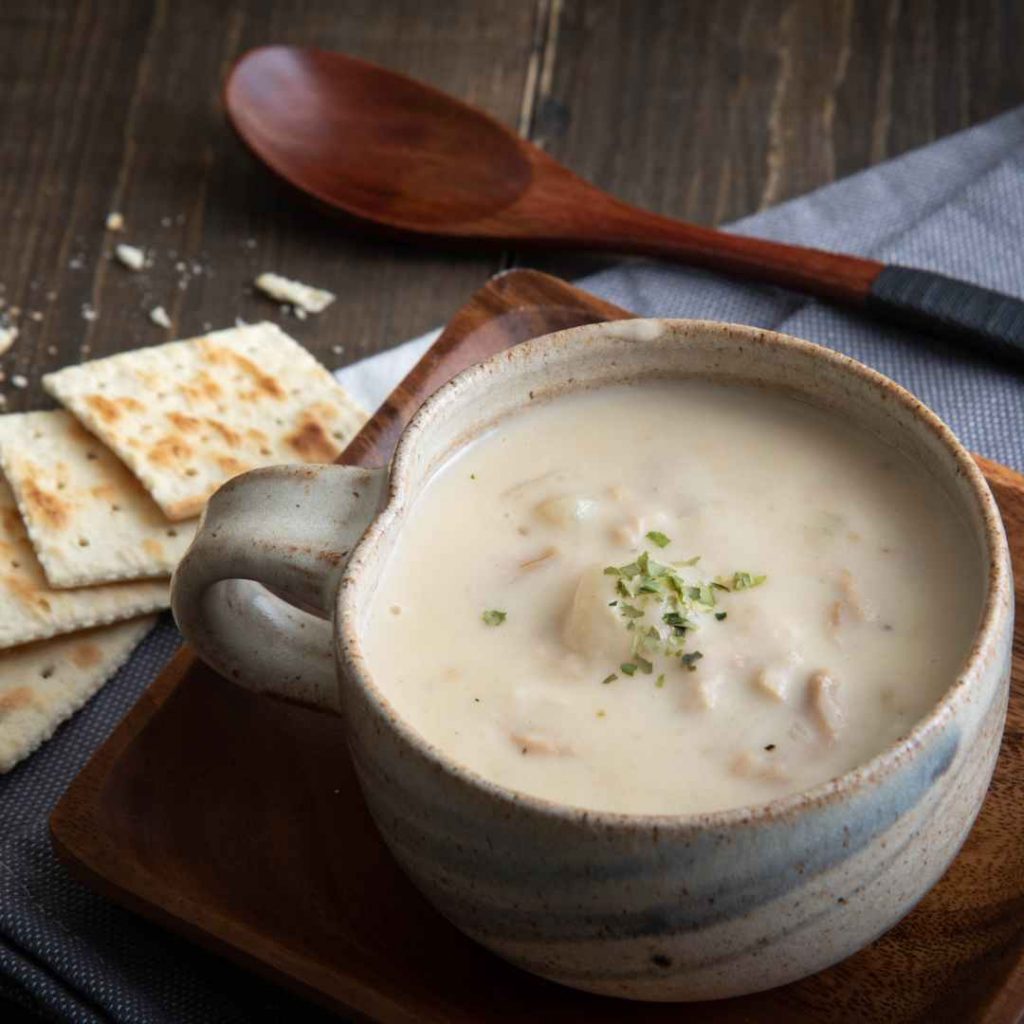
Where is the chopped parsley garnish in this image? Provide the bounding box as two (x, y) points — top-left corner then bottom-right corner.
(681, 650), (704, 671)
(595, 548), (765, 684)
(655, 674), (666, 689)
(601, 673), (618, 685)
(481, 609), (507, 626)
(717, 571), (767, 592)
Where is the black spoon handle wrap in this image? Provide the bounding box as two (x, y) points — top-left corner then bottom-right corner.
(867, 265), (1024, 368)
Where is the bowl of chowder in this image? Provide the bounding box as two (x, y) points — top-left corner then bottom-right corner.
(171, 318), (1013, 1002)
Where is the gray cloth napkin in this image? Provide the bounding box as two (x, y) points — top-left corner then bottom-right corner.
(2, 107), (1022, 1023)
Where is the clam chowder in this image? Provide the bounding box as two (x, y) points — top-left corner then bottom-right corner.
(364, 382), (982, 814)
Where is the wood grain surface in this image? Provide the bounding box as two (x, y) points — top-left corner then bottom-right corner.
(52, 270), (1024, 1023)
(2, 0), (1024, 407)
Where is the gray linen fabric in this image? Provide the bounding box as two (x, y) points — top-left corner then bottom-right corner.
(1, 108), (1022, 1022)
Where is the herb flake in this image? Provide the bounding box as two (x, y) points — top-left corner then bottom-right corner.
(481, 609), (507, 627)
(595, 547), (765, 685)
(681, 650), (704, 671)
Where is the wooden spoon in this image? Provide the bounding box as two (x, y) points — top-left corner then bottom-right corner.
(225, 45), (1024, 367)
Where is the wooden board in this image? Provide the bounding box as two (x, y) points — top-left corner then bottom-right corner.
(51, 270), (1024, 1023)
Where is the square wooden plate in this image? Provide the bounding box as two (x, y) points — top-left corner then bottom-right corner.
(51, 270), (1024, 1023)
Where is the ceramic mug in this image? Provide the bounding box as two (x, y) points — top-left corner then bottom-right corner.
(171, 319), (1013, 1001)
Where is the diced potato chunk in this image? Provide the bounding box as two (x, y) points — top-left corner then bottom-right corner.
(535, 495), (598, 527)
(610, 514), (645, 548)
(562, 564), (630, 663)
(751, 652), (803, 702)
(679, 673), (719, 711)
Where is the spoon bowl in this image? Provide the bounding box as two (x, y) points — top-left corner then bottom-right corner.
(227, 47), (535, 230)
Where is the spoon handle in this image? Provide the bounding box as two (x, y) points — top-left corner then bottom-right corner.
(866, 266), (1024, 367)
(571, 199), (1024, 368)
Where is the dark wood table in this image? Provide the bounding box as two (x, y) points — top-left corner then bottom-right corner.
(1, 0), (1023, 407)
(2, 2), (1024, 1020)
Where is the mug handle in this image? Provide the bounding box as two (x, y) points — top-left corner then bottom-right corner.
(170, 464), (387, 712)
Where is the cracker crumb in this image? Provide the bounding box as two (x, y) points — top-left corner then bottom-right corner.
(115, 244), (146, 271)
(45, 290), (57, 302)
(149, 305), (172, 329)
(81, 304), (97, 322)
(28, 311), (43, 322)
(160, 216), (172, 228)
(68, 255), (84, 270)
(105, 211), (125, 232)
(330, 344), (344, 355)
(0, 325), (18, 357)
(294, 306), (307, 321)
(46, 344), (58, 356)
(255, 272), (335, 314)
(11, 374), (28, 389)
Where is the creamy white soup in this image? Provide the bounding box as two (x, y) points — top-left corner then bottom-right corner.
(364, 382), (982, 814)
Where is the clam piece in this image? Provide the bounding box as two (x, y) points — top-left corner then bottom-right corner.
(510, 730), (573, 756)
(730, 749), (789, 782)
(807, 670), (845, 741)
(519, 546), (559, 572)
(509, 687), (574, 756)
(828, 569), (875, 635)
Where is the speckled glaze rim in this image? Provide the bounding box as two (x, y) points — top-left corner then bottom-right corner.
(337, 318), (1011, 830)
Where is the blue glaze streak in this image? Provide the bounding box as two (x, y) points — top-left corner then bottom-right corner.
(360, 726), (960, 942)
